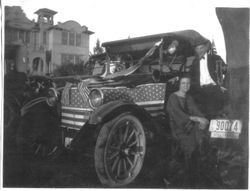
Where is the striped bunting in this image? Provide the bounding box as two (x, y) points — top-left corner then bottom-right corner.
(60, 83), (166, 130)
(77, 81), (90, 103)
(136, 100), (165, 117)
(61, 106), (93, 130)
(61, 82), (73, 106)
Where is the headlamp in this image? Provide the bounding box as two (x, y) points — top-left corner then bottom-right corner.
(46, 88), (58, 107)
(89, 89), (103, 108)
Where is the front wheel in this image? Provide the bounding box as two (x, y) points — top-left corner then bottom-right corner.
(95, 114), (146, 187)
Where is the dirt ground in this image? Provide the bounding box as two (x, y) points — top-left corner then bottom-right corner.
(3, 138), (248, 189)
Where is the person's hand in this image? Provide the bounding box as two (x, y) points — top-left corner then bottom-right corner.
(198, 117), (209, 130)
(190, 116), (199, 122)
(168, 76), (179, 84)
(154, 38), (163, 47)
(190, 116), (209, 129)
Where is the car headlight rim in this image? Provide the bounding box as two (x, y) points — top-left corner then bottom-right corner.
(89, 89), (103, 108)
(46, 88), (58, 107)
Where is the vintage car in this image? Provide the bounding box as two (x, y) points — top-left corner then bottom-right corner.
(11, 8), (248, 186)
(60, 30), (230, 187)
(13, 28), (236, 187)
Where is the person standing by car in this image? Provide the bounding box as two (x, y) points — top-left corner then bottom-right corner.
(189, 41), (211, 87)
(166, 74), (209, 186)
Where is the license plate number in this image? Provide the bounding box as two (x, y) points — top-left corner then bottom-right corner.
(209, 119), (242, 139)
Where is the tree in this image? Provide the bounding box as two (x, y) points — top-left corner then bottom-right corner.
(93, 39), (104, 55)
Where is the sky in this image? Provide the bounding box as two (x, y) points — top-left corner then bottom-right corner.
(2, 0), (250, 61)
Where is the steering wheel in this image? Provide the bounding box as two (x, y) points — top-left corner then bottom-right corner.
(120, 54), (134, 69)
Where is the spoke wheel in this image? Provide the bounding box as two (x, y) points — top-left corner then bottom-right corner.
(4, 101), (20, 149)
(16, 108), (62, 162)
(95, 114), (146, 187)
(31, 141), (59, 160)
(16, 131), (60, 161)
(4, 101), (19, 130)
(4, 102), (14, 128)
(120, 54), (134, 69)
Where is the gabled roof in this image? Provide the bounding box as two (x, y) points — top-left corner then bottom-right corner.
(84, 30), (94, 35)
(48, 21), (94, 34)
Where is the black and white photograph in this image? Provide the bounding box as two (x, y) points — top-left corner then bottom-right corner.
(1, 0), (249, 189)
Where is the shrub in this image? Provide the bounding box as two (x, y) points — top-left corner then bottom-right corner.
(53, 62), (87, 76)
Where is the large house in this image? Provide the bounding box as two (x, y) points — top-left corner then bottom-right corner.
(4, 6), (94, 76)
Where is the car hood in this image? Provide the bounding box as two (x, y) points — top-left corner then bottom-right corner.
(81, 74), (154, 88)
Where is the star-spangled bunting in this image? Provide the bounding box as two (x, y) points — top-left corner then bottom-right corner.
(77, 81), (90, 104)
(61, 82), (73, 106)
(61, 83), (166, 130)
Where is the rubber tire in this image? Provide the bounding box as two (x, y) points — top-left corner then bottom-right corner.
(94, 113), (146, 187)
(16, 102), (62, 162)
(4, 101), (20, 149)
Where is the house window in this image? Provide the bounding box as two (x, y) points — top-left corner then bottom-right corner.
(5, 28), (11, 42)
(26, 31), (30, 44)
(61, 54), (68, 65)
(69, 32), (75, 46)
(62, 31), (68, 45)
(19, 30), (25, 42)
(43, 31), (47, 45)
(61, 31), (82, 47)
(68, 54), (74, 63)
(75, 55), (80, 64)
(76, 33), (81, 47)
(19, 30), (24, 42)
(61, 54), (83, 65)
(12, 30), (18, 41)
(34, 32), (37, 47)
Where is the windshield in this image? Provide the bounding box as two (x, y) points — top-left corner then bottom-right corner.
(92, 59), (130, 77)
(92, 61), (105, 76)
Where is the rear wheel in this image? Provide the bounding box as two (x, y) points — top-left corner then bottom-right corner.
(4, 101), (17, 129)
(16, 123), (61, 161)
(95, 114), (146, 187)
(16, 104), (62, 162)
(4, 100), (20, 149)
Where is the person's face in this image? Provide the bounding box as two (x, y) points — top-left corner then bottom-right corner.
(109, 63), (116, 74)
(179, 77), (191, 93)
(195, 44), (207, 59)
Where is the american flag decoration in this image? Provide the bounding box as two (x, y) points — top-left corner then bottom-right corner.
(77, 81), (90, 104)
(101, 83), (166, 116)
(61, 81), (92, 130)
(61, 82), (73, 106)
(61, 82), (166, 131)
(61, 106), (93, 130)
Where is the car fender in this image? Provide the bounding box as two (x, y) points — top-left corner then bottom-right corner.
(89, 100), (169, 142)
(88, 100), (152, 125)
(70, 101), (157, 151)
(4, 91), (22, 109)
(71, 101), (170, 151)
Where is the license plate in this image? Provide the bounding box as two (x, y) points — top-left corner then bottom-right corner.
(209, 119), (242, 139)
